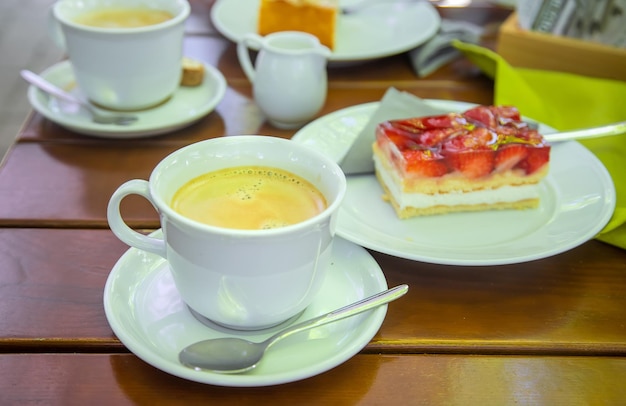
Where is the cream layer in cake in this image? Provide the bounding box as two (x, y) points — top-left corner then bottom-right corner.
(373, 150), (541, 218)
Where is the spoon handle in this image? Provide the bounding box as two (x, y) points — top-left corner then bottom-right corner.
(21, 70), (82, 105)
(543, 120), (626, 143)
(267, 284), (409, 347)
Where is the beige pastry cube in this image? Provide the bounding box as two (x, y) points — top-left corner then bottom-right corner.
(181, 57), (205, 86)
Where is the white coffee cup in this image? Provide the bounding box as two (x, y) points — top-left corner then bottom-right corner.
(107, 136), (347, 330)
(50, 0), (190, 111)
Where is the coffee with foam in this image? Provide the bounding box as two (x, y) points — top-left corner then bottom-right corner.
(171, 166), (327, 230)
(73, 8), (173, 29)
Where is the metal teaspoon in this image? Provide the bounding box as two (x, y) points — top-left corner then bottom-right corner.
(20, 70), (138, 126)
(527, 120), (626, 143)
(179, 284), (409, 374)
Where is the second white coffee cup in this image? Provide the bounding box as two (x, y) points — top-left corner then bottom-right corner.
(50, 0), (190, 111)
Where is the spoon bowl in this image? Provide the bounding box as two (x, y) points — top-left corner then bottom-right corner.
(179, 284), (409, 373)
(182, 337), (266, 374)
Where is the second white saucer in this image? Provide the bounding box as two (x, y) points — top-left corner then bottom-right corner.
(27, 60), (226, 138)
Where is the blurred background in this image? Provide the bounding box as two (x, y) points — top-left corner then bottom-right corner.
(0, 0), (63, 161)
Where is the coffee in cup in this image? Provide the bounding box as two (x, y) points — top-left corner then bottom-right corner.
(107, 136), (347, 330)
(72, 8), (174, 29)
(50, 0), (190, 111)
(171, 166), (327, 230)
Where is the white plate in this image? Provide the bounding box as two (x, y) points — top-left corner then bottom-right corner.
(489, 0), (516, 7)
(292, 101), (617, 266)
(103, 234), (388, 387)
(27, 60), (226, 138)
(210, 0), (441, 63)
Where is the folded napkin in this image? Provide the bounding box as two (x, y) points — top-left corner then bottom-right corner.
(340, 87), (443, 174)
(409, 19), (484, 77)
(453, 41), (626, 249)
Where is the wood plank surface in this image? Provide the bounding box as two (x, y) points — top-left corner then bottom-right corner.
(1, 1), (623, 403)
(1, 229), (624, 355)
(16, 81), (495, 142)
(1, 353), (624, 405)
(3, 81), (494, 227)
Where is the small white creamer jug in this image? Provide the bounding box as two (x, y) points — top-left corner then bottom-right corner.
(237, 31), (332, 129)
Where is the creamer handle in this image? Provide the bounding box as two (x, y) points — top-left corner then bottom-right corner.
(237, 33), (265, 84)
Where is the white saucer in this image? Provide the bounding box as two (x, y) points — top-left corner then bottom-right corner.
(292, 101), (616, 266)
(210, 0), (441, 64)
(27, 60), (226, 138)
(103, 234), (388, 387)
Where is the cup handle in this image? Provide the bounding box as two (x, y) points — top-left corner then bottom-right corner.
(107, 179), (167, 258)
(48, 5), (67, 51)
(236, 33), (264, 84)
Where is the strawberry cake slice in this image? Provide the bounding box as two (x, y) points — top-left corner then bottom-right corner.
(373, 105), (551, 218)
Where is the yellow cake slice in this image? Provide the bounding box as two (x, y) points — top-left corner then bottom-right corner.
(258, 0), (338, 49)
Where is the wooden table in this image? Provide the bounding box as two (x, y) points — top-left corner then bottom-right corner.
(2, 1), (625, 404)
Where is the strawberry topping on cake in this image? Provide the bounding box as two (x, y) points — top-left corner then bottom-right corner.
(373, 105), (551, 218)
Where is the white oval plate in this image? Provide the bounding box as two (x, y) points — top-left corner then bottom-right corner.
(210, 0), (441, 63)
(104, 234), (388, 387)
(27, 60), (226, 138)
(292, 101), (616, 266)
